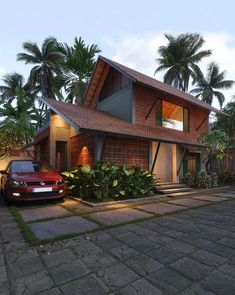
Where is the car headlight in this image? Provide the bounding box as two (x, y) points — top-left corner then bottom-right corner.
(56, 179), (64, 185)
(11, 180), (27, 187)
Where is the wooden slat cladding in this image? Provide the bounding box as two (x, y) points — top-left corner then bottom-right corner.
(134, 83), (209, 137)
(83, 59), (110, 107)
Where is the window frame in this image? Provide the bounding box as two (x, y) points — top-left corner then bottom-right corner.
(156, 99), (190, 132)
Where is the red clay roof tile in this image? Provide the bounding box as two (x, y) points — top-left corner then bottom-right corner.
(98, 56), (221, 114)
(41, 97), (204, 147)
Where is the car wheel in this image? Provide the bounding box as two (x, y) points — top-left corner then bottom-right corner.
(2, 189), (11, 206)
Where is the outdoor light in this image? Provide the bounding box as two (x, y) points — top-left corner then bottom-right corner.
(11, 181), (27, 187)
(59, 190), (64, 194)
(12, 193), (21, 197)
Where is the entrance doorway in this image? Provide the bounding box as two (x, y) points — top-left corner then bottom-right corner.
(56, 141), (67, 172)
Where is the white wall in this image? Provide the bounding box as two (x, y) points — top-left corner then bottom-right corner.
(152, 142), (178, 182)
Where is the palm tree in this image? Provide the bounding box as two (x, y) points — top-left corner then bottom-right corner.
(155, 33), (212, 92)
(190, 62), (234, 107)
(17, 36), (64, 98)
(0, 73), (26, 103)
(58, 37), (101, 104)
(0, 86), (37, 143)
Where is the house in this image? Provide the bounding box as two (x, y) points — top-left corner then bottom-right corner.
(33, 56), (221, 183)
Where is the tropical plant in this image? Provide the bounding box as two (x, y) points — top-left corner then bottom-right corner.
(0, 127), (24, 160)
(17, 36), (64, 98)
(0, 72), (36, 104)
(190, 62), (234, 107)
(155, 33), (212, 92)
(182, 170), (218, 188)
(58, 37), (101, 104)
(0, 86), (37, 144)
(211, 100), (235, 139)
(198, 129), (228, 173)
(62, 161), (156, 201)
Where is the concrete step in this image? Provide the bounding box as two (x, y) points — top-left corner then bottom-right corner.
(157, 181), (174, 186)
(159, 187), (192, 194)
(167, 186), (231, 198)
(157, 183), (186, 190)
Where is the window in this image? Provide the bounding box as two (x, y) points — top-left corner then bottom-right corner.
(156, 100), (189, 132)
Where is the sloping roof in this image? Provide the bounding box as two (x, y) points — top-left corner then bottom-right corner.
(85, 56), (221, 114)
(40, 97), (204, 147)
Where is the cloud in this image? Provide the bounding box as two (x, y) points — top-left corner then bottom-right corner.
(108, 32), (235, 109)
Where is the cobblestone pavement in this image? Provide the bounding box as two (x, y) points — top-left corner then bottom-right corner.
(1, 198), (235, 294)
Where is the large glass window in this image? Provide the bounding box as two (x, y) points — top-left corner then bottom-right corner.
(156, 100), (189, 132)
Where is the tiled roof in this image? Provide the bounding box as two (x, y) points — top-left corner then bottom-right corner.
(41, 98), (204, 147)
(98, 56), (222, 114)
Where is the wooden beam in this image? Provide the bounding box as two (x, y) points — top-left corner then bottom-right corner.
(151, 142), (161, 173)
(177, 147), (187, 176)
(89, 64), (109, 107)
(145, 94), (160, 120)
(196, 113), (210, 131)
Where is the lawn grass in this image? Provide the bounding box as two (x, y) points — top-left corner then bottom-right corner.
(9, 206), (39, 246)
(7, 191), (235, 246)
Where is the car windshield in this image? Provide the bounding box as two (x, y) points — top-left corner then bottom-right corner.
(11, 161), (53, 173)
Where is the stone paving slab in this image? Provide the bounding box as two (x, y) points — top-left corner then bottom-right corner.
(192, 195), (228, 202)
(212, 192), (235, 198)
(167, 198), (208, 207)
(89, 208), (152, 225)
(19, 206), (70, 222)
(61, 198), (95, 213)
(135, 202), (185, 214)
(30, 216), (99, 240)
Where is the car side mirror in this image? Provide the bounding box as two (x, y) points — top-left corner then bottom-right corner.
(0, 170), (8, 175)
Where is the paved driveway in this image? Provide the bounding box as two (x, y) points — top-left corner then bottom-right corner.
(1, 197), (235, 294)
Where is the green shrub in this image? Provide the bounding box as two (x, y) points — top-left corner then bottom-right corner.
(182, 170), (218, 189)
(219, 171), (235, 184)
(62, 161), (157, 201)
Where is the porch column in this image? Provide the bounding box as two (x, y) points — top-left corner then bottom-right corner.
(151, 141), (161, 173)
(95, 135), (106, 161)
(172, 144), (178, 183)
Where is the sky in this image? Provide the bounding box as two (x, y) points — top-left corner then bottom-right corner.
(1, 0), (235, 109)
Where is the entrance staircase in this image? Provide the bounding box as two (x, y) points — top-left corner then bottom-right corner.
(156, 181), (192, 196)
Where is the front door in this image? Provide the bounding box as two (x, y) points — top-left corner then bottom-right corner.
(56, 141), (67, 172)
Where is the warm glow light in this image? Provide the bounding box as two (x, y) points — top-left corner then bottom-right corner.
(78, 146), (90, 165)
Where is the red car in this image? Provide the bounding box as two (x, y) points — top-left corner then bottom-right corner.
(0, 160), (66, 203)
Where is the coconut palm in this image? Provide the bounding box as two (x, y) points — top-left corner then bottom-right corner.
(0, 72), (32, 103)
(58, 37), (101, 104)
(17, 36), (64, 98)
(0, 86), (37, 143)
(155, 33), (212, 92)
(190, 62), (234, 107)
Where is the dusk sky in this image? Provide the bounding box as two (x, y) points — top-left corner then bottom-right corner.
(1, 0), (235, 109)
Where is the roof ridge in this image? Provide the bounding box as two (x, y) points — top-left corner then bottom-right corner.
(98, 56), (222, 114)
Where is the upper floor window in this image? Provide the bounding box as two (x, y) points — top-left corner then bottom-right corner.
(156, 100), (189, 132)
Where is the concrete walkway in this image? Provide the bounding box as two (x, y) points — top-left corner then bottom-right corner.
(1, 192), (235, 294)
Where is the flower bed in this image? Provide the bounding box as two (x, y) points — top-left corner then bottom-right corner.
(62, 161), (157, 202)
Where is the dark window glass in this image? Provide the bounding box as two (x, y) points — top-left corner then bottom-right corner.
(11, 161), (53, 173)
